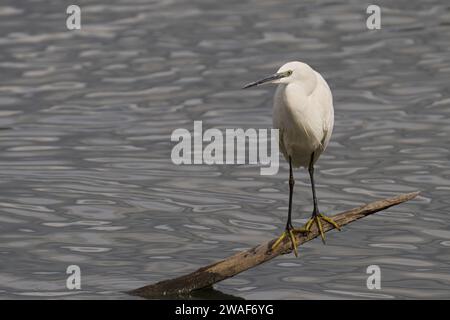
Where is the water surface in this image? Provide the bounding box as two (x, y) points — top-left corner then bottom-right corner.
(0, 0), (449, 299)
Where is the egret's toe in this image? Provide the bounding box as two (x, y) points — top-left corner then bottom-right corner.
(304, 213), (341, 244)
(272, 227), (300, 257)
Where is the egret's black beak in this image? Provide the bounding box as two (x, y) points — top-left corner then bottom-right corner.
(242, 72), (287, 89)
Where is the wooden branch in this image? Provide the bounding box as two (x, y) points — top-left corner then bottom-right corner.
(128, 191), (420, 299)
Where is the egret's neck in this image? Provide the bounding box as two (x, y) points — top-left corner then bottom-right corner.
(283, 75), (317, 104)
(295, 71), (317, 96)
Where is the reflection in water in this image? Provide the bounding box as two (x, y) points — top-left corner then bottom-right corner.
(144, 287), (245, 300)
(0, 0), (449, 299)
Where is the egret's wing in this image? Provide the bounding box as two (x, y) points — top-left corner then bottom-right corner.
(315, 72), (334, 151)
(321, 109), (334, 150)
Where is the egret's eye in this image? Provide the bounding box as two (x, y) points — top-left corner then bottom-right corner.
(286, 70), (293, 76)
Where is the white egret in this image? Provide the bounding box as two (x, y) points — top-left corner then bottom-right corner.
(243, 61), (340, 256)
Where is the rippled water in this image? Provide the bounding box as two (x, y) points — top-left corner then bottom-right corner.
(0, 0), (449, 299)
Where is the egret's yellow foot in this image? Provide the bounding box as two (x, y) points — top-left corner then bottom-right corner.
(304, 213), (341, 243)
(272, 227), (307, 257)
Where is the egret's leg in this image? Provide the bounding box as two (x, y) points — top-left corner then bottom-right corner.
(272, 157), (305, 256)
(304, 153), (341, 243)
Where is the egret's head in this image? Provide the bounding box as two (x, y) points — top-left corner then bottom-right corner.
(243, 61), (314, 89)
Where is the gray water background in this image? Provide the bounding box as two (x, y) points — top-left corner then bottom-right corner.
(0, 0), (449, 299)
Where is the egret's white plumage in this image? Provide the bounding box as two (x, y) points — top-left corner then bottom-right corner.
(272, 61), (334, 168)
(243, 61), (340, 255)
